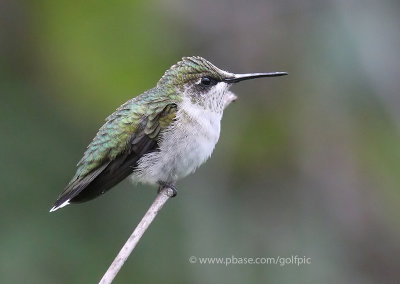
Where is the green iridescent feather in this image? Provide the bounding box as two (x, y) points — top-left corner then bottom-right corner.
(74, 88), (180, 180)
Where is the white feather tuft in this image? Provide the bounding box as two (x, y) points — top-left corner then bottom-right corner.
(49, 200), (70, 212)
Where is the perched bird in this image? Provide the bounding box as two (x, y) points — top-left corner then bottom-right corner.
(50, 56), (287, 212)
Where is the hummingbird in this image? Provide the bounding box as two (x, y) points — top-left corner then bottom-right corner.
(50, 56), (287, 212)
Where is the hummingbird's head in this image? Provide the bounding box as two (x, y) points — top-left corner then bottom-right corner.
(158, 56), (287, 113)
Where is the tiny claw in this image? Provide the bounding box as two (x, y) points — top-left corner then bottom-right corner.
(166, 187), (177, 197)
(157, 182), (178, 197)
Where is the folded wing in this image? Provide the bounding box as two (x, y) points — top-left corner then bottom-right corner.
(50, 90), (177, 211)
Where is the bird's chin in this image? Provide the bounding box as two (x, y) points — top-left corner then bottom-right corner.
(223, 91), (238, 109)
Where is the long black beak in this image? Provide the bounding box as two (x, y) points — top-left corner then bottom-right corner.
(224, 72), (288, 83)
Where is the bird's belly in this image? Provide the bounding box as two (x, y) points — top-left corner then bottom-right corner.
(168, 128), (218, 179)
(132, 110), (221, 185)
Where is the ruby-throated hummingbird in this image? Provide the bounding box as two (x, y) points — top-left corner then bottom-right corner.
(50, 56), (287, 212)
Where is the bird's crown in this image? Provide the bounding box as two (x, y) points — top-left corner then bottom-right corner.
(157, 56), (229, 88)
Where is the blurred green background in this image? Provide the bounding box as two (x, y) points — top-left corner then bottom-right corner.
(1, 0), (400, 283)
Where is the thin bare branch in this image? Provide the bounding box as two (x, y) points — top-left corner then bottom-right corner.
(99, 187), (175, 284)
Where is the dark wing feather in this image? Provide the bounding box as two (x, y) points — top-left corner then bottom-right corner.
(51, 98), (177, 210)
(69, 132), (157, 203)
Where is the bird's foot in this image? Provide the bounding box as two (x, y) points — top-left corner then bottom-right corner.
(158, 182), (178, 197)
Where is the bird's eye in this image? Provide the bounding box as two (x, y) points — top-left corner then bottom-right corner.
(200, 76), (218, 86)
(201, 77), (211, 85)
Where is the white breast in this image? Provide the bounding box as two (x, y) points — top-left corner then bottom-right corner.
(132, 98), (222, 185)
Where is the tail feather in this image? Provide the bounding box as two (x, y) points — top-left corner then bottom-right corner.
(49, 162), (110, 212)
(50, 137), (158, 212)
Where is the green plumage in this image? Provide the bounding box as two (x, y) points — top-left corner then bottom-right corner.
(75, 88), (179, 178)
(52, 86), (180, 207)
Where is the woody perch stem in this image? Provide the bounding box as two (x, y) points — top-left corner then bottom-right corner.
(99, 187), (174, 284)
